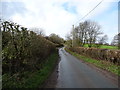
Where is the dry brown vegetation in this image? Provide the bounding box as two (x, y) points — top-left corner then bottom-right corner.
(69, 47), (120, 64)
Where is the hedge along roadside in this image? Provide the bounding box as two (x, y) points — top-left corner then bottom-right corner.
(2, 50), (59, 88)
(65, 48), (120, 76)
(1, 20), (58, 88)
(68, 47), (120, 65)
(2, 20), (56, 75)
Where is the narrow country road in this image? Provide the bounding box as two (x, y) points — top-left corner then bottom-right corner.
(56, 48), (118, 88)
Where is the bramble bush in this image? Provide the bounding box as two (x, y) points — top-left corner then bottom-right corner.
(2, 20), (56, 75)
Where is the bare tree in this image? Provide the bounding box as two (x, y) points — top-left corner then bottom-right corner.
(79, 21), (90, 46)
(65, 33), (72, 47)
(111, 33), (120, 49)
(68, 20), (103, 48)
(66, 32), (72, 40)
(111, 34), (118, 46)
(86, 20), (102, 47)
(71, 26), (80, 47)
(71, 21), (89, 47)
(30, 27), (45, 36)
(99, 35), (108, 45)
(95, 35), (108, 48)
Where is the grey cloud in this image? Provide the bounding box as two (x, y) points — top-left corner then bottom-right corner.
(0, 2), (28, 19)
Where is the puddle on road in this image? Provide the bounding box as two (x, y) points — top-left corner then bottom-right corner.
(55, 48), (63, 88)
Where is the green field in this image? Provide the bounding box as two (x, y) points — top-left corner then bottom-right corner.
(100, 45), (118, 49)
(83, 44), (118, 49)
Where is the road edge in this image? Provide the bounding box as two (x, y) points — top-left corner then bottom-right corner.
(65, 48), (119, 87)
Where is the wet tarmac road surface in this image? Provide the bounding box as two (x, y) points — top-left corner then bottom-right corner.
(56, 48), (118, 88)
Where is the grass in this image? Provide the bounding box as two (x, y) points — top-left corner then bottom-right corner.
(2, 51), (59, 88)
(100, 45), (118, 49)
(65, 48), (120, 76)
(83, 44), (118, 49)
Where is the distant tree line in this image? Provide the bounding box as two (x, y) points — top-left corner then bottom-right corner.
(66, 20), (108, 48)
(111, 33), (120, 49)
(45, 33), (64, 47)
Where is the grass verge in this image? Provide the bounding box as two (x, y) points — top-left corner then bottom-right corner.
(65, 48), (120, 76)
(2, 51), (59, 88)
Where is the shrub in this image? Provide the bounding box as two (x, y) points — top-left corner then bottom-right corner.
(2, 20), (56, 74)
(69, 47), (120, 64)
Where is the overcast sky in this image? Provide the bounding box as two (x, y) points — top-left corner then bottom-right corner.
(0, 0), (119, 43)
